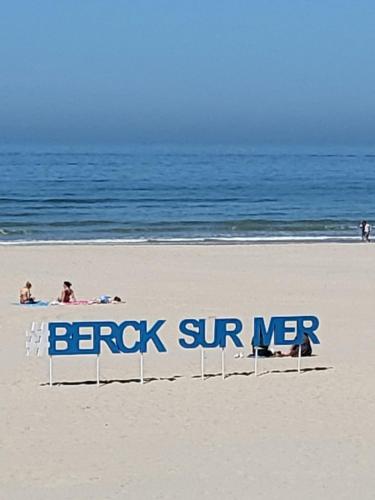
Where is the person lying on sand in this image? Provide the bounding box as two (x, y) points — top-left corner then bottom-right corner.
(249, 336), (274, 357)
(58, 281), (76, 303)
(19, 281), (35, 304)
(274, 334), (312, 357)
(251, 343), (274, 357)
(92, 295), (123, 304)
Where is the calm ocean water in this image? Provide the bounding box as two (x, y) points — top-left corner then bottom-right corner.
(1, 145), (375, 244)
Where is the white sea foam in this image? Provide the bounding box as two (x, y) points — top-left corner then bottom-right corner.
(0, 235), (361, 246)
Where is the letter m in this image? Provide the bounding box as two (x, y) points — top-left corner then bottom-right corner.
(252, 317), (277, 347)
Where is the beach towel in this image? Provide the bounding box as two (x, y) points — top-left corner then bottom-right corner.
(62, 300), (94, 305)
(14, 300), (50, 307)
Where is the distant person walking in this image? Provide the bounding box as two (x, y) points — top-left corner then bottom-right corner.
(360, 220), (371, 242)
(364, 221), (371, 241)
(360, 220), (366, 240)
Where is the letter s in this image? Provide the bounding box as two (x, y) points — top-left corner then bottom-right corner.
(179, 319), (204, 349)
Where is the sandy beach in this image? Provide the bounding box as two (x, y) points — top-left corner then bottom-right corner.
(1, 243), (374, 499)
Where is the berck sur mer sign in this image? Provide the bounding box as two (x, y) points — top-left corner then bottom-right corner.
(48, 315), (320, 355)
(26, 315), (320, 386)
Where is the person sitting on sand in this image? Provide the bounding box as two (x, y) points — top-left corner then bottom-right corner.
(20, 281), (35, 304)
(58, 281), (76, 303)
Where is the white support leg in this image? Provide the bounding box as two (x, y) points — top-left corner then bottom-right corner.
(297, 344), (302, 373)
(25, 330), (30, 357)
(49, 356), (53, 387)
(221, 347), (225, 380)
(96, 355), (100, 386)
(140, 352), (144, 384)
(254, 347), (259, 376)
(200, 347), (205, 381)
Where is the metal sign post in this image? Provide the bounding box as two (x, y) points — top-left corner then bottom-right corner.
(221, 347), (225, 380)
(297, 344), (302, 373)
(49, 356), (53, 387)
(96, 355), (100, 386)
(254, 347), (259, 376)
(200, 346), (205, 381)
(140, 352), (144, 384)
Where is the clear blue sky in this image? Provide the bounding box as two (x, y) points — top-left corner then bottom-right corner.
(1, 0), (374, 146)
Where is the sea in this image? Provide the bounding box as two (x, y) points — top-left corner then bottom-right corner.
(1, 144), (375, 244)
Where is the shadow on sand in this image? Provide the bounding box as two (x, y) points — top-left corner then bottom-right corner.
(256, 366), (334, 377)
(40, 366), (333, 387)
(40, 375), (183, 387)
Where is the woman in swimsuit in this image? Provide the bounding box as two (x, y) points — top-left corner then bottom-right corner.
(58, 281), (76, 303)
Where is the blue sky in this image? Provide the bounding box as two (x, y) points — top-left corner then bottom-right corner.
(1, 0), (374, 146)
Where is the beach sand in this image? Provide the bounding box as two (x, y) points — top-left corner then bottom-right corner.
(0, 243), (374, 499)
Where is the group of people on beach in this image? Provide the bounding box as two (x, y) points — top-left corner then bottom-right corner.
(233, 334), (313, 359)
(251, 334), (312, 358)
(20, 280), (77, 304)
(19, 281), (122, 305)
